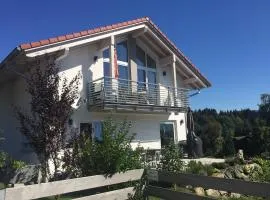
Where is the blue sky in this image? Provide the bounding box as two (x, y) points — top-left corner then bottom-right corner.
(1, 0), (269, 110)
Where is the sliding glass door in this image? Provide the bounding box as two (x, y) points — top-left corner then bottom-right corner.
(160, 122), (175, 147)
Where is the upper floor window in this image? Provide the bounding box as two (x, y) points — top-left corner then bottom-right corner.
(103, 48), (109, 59)
(117, 41), (128, 62)
(103, 41), (129, 81)
(136, 45), (157, 90)
(136, 46), (146, 67)
(103, 41), (128, 62)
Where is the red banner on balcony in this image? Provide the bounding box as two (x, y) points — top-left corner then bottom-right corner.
(114, 47), (119, 79)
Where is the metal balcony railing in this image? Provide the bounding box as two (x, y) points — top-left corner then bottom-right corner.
(88, 77), (189, 111)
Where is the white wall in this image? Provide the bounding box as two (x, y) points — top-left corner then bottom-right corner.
(70, 111), (182, 150)
(0, 38), (188, 163)
(0, 77), (38, 163)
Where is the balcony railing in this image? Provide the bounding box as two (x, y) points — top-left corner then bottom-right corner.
(88, 77), (189, 112)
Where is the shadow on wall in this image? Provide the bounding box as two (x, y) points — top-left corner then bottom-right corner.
(0, 45), (95, 164)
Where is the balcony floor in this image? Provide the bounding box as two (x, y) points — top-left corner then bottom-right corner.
(88, 101), (188, 113)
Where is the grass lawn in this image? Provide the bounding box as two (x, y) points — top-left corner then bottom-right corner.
(0, 182), (5, 190)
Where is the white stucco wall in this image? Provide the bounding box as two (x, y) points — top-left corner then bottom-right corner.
(58, 43), (187, 147)
(0, 77), (38, 163)
(0, 39), (188, 163)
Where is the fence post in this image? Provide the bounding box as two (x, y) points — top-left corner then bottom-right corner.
(0, 189), (6, 200)
(144, 171), (149, 200)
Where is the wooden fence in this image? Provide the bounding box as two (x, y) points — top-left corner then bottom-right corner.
(145, 169), (270, 199)
(1, 169), (270, 200)
(0, 169), (144, 200)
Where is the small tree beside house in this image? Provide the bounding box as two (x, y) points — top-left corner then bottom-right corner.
(15, 57), (80, 181)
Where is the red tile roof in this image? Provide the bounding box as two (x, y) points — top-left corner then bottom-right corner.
(19, 17), (211, 87)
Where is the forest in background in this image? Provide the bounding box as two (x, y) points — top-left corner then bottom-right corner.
(193, 94), (270, 158)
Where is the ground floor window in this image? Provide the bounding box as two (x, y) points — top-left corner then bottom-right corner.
(80, 123), (92, 136)
(79, 121), (102, 141)
(93, 121), (102, 141)
(160, 121), (175, 147)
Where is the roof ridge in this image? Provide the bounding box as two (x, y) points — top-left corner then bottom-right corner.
(20, 17), (149, 50)
(18, 17), (211, 87)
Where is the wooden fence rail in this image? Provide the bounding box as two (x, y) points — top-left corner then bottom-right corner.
(146, 169), (270, 199)
(0, 169), (144, 200)
(1, 169), (270, 200)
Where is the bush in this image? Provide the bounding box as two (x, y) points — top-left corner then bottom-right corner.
(211, 162), (229, 169)
(186, 161), (215, 176)
(252, 157), (270, 182)
(157, 142), (183, 172)
(11, 159), (26, 170)
(0, 130), (26, 171)
(0, 152), (7, 169)
(63, 118), (143, 177)
(0, 154), (26, 171)
(225, 157), (245, 166)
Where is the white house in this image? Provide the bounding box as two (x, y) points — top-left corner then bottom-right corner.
(0, 17), (211, 163)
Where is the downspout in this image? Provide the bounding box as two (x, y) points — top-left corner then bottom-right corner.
(189, 90), (200, 97)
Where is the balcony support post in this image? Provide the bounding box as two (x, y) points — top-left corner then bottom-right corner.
(110, 35), (115, 78)
(172, 54), (177, 107)
(128, 35), (137, 93)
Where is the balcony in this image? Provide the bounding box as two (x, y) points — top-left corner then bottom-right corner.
(88, 77), (189, 113)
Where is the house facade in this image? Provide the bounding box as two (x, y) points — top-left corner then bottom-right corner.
(0, 17), (211, 163)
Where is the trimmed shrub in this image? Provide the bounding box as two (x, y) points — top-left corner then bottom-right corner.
(157, 142), (184, 172)
(252, 157), (270, 182)
(186, 161), (215, 176)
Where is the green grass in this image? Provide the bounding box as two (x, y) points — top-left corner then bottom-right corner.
(149, 196), (161, 200)
(0, 182), (5, 190)
(226, 197), (263, 200)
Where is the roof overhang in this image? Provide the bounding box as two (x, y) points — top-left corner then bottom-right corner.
(0, 17), (211, 88)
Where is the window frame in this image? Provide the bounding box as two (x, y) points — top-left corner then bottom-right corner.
(160, 121), (176, 147)
(79, 122), (93, 139)
(79, 121), (103, 141)
(136, 44), (158, 90)
(102, 40), (129, 80)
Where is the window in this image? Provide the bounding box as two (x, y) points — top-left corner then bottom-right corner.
(93, 121), (102, 141)
(147, 55), (156, 69)
(136, 45), (157, 90)
(103, 48), (109, 59)
(80, 121), (103, 141)
(136, 45), (157, 104)
(160, 122), (175, 147)
(80, 123), (92, 137)
(136, 45), (146, 67)
(103, 62), (110, 77)
(116, 41), (128, 62)
(103, 41), (129, 80)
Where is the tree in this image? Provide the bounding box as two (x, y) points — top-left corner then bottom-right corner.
(219, 115), (236, 156)
(63, 117), (142, 177)
(201, 119), (223, 156)
(157, 142), (183, 172)
(0, 129), (4, 148)
(222, 132), (235, 156)
(15, 58), (80, 180)
(0, 129), (6, 169)
(259, 93), (270, 125)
